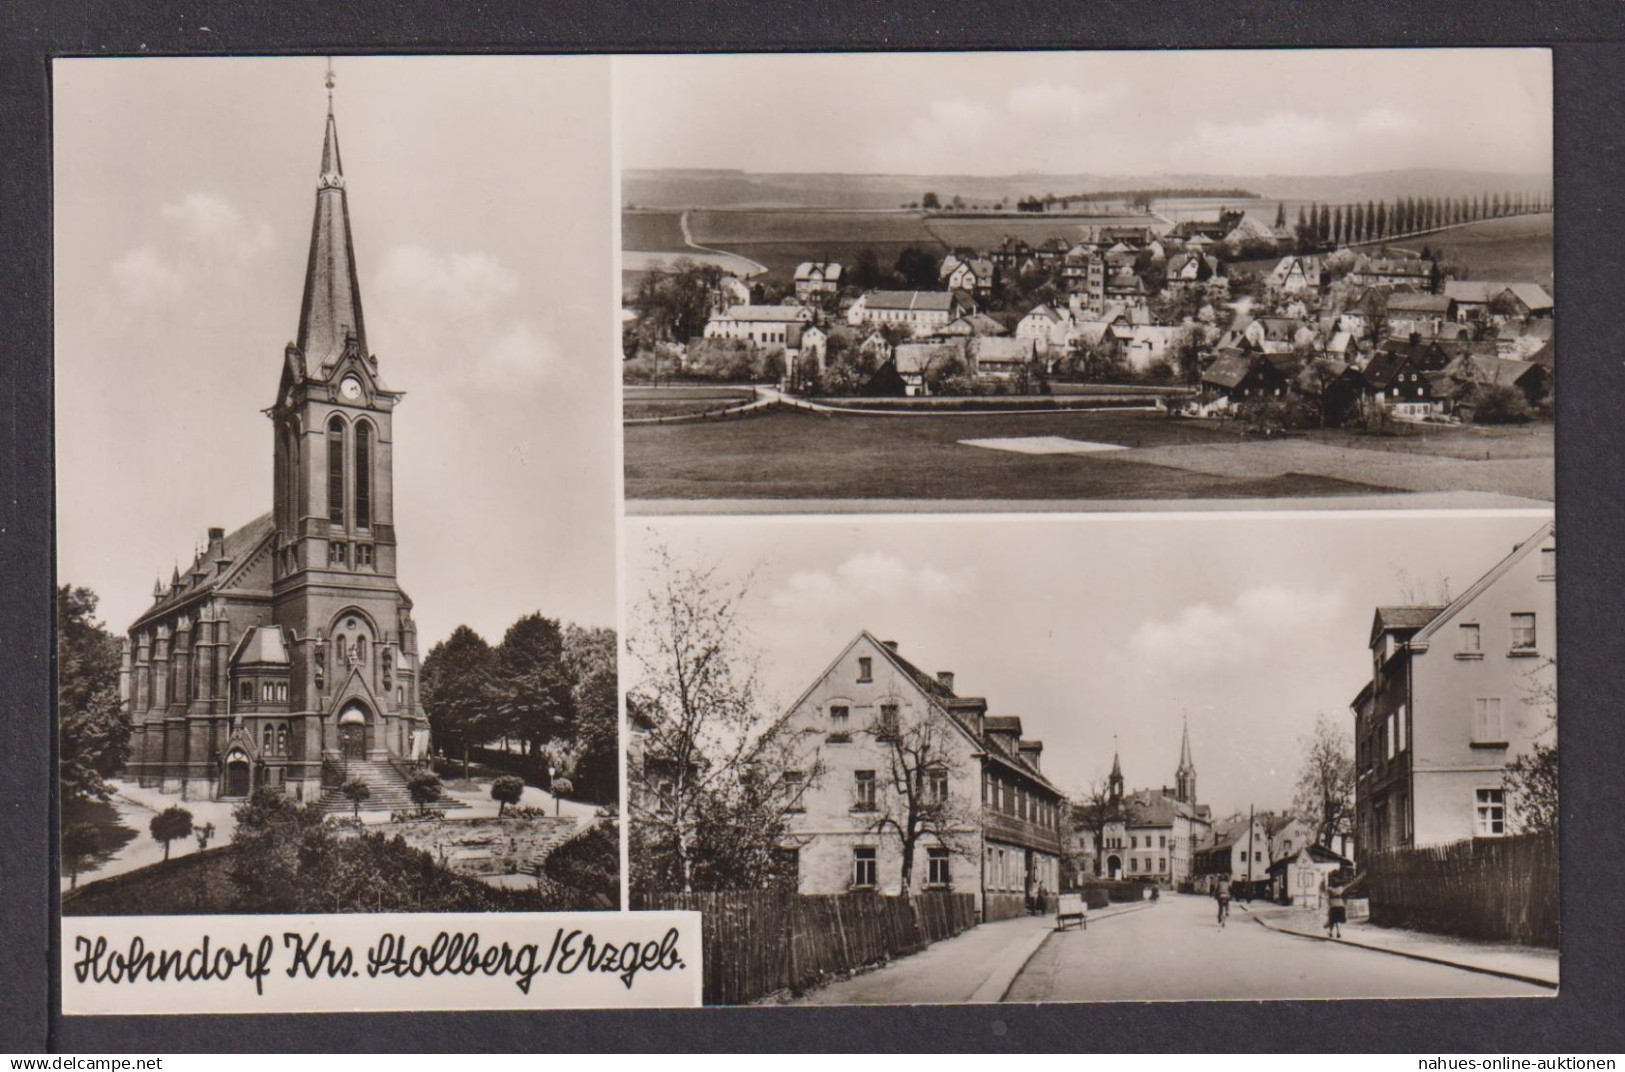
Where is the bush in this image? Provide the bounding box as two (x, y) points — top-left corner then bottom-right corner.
(1468, 383), (1534, 424)
(407, 771), (444, 811)
(541, 816), (620, 910)
(1077, 879), (1153, 904)
(1082, 888), (1111, 910)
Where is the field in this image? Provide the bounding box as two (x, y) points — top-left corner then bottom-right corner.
(1423, 213), (1553, 290)
(921, 214), (1158, 249)
(622, 209), (689, 250)
(624, 384), (756, 420)
(624, 407), (1553, 506)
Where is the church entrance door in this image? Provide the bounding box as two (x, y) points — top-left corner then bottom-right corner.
(338, 705), (368, 760)
(224, 752), (251, 797)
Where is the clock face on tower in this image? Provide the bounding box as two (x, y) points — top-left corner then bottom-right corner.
(339, 375), (363, 402)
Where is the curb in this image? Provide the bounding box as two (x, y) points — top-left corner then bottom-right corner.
(1246, 909), (1558, 990)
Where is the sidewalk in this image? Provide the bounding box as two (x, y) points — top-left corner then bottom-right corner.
(789, 901), (1150, 1005)
(1245, 903), (1558, 988)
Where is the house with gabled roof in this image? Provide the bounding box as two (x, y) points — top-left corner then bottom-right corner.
(767, 632), (1068, 921)
(847, 289), (975, 332)
(793, 261), (843, 301)
(1352, 521), (1556, 853)
(1266, 255), (1325, 296)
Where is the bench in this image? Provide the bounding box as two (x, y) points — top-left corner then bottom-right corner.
(1055, 893), (1087, 931)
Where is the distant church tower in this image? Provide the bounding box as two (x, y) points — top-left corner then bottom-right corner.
(1175, 715), (1197, 804)
(1108, 745), (1124, 806)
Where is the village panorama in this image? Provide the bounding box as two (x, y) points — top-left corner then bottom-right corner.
(624, 184), (1553, 510)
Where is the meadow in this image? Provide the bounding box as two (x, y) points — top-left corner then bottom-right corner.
(622, 209), (688, 250)
(623, 406), (1553, 505)
(1423, 213), (1554, 289)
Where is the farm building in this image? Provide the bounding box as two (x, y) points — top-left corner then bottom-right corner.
(703, 303), (815, 346)
(847, 289), (974, 333)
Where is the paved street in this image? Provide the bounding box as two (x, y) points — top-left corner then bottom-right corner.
(1004, 893), (1551, 1002)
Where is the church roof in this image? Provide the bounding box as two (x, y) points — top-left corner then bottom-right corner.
(232, 625), (290, 666)
(296, 104), (368, 373)
(131, 512), (276, 629)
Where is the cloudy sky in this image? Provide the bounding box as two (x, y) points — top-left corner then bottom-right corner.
(628, 512), (1552, 819)
(55, 56), (617, 646)
(618, 49), (1552, 176)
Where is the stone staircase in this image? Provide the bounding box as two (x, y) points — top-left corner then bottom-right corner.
(317, 757), (467, 815)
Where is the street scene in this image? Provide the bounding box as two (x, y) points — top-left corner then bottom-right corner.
(625, 512), (1557, 1004)
(619, 50), (1552, 512)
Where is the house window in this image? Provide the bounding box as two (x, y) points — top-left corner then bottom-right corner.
(1129, 858), (1138, 873)
(1460, 623), (1481, 654)
(1476, 789), (1506, 836)
(1396, 704), (1407, 753)
(852, 847), (878, 889)
(1510, 613), (1537, 651)
(879, 703), (899, 738)
(783, 771), (805, 812)
(927, 847), (951, 887)
(829, 704), (849, 728)
(327, 417), (346, 525)
(853, 770), (877, 811)
(1472, 697), (1505, 744)
(655, 780), (674, 817)
(925, 767), (949, 805)
(1159, 835), (1166, 849)
(1159, 857), (1167, 873)
(1539, 548), (1556, 579)
(1386, 713), (1397, 759)
(857, 657), (872, 683)
(1130, 836), (1138, 850)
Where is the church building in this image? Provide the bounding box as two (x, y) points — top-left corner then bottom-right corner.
(119, 85), (431, 803)
(1092, 720), (1212, 887)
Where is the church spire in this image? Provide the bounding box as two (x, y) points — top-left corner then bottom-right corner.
(296, 59), (368, 374)
(1176, 713), (1197, 804)
(1108, 737), (1124, 804)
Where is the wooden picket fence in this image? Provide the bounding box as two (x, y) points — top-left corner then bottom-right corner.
(1362, 833), (1557, 947)
(633, 889), (978, 1005)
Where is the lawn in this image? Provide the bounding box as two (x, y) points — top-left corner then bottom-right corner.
(624, 408), (1553, 504)
(1421, 213), (1553, 290)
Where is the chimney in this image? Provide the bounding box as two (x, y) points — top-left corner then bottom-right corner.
(937, 671), (955, 692)
(208, 526), (225, 543)
(882, 640), (898, 652)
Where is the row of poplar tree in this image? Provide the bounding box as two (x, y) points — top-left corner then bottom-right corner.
(1284, 190), (1551, 251)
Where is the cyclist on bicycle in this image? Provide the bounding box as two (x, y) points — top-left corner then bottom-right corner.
(1215, 875), (1232, 927)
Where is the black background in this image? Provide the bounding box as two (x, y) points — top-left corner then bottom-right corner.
(2, 0), (1621, 1053)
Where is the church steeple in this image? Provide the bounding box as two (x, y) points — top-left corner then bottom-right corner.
(296, 61), (367, 374)
(1108, 741), (1124, 804)
(1175, 714), (1197, 804)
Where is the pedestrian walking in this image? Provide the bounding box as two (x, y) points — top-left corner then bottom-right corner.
(1323, 871), (1362, 939)
(1215, 875), (1232, 927)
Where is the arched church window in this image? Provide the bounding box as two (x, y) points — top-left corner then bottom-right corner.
(354, 421), (372, 529)
(277, 725), (288, 755)
(327, 417), (346, 526)
(262, 724), (274, 754)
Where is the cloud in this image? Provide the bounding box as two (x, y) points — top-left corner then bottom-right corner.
(110, 193), (274, 304)
(473, 319), (561, 389)
(158, 193), (275, 260)
(1126, 585), (1346, 676)
(110, 245), (183, 302)
(374, 245), (520, 320)
(1171, 108), (1433, 174)
(873, 98), (999, 173)
(770, 552), (967, 616)
(1007, 83), (1123, 121)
